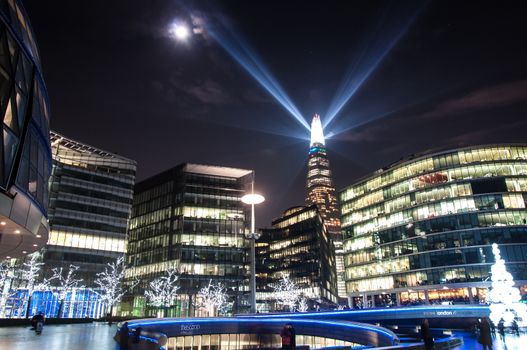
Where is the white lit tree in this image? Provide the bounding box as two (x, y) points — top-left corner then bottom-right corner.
(145, 268), (180, 317)
(271, 274), (302, 312)
(94, 256), (138, 322)
(297, 295), (309, 312)
(488, 243), (527, 326)
(50, 264), (84, 318)
(198, 279), (230, 316)
(19, 252), (51, 318)
(0, 262), (12, 317)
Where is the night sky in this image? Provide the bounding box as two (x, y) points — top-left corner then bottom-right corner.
(24, 0), (527, 225)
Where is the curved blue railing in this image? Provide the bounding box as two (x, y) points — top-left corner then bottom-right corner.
(126, 317), (399, 348)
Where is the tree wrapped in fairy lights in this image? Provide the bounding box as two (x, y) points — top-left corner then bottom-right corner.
(50, 264), (84, 318)
(488, 243), (527, 326)
(198, 280), (231, 316)
(145, 268), (180, 317)
(271, 274), (302, 312)
(95, 256), (138, 321)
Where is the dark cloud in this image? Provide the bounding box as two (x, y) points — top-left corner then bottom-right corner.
(422, 80), (527, 119)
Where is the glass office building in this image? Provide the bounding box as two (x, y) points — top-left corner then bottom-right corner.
(340, 145), (527, 307)
(306, 114), (345, 299)
(44, 131), (136, 286)
(124, 163), (253, 317)
(256, 205), (338, 312)
(0, 0), (51, 260)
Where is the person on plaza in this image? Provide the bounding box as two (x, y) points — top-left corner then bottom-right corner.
(477, 318), (493, 350)
(489, 319), (496, 338)
(420, 319), (434, 350)
(497, 318), (505, 342)
(30, 311), (45, 330)
(511, 319), (519, 336)
(280, 324), (293, 350)
(119, 322), (130, 350)
(289, 324), (296, 350)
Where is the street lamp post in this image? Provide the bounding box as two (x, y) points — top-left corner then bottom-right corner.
(241, 192), (265, 314)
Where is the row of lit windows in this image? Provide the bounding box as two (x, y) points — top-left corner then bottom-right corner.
(345, 210), (527, 251)
(128, 220), (171, 242)
(345, 227), (527, 265)
(346, 265), (498, 293)
(177, 234), (245, 248)
(345, 196), (526, 236)
(273, 209), (317, 229)
(47, 230), (126, 253)
(268, 233), (314, 250)
(346, 193), (525, 228)
(342, 182), (472, 214)
(129, 207), (171, 229)
(165, 333), (355, 350)
(55, 191), (132, 213)
(342, 164), (527, 211)
(341, 146), (527, 200)
(182, 206), (245, 220)
(54, 205), (129, 224)
(59, 175), (133, 198)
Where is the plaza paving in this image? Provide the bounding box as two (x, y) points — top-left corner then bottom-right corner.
(0, 322), (116, 350)
(0, 323), (526, 350)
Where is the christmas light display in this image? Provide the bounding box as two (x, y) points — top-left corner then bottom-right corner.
(488, 243), (527, 326)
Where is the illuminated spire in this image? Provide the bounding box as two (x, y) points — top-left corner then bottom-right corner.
(310, 114), (325, 147)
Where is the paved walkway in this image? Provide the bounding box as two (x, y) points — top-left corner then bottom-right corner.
(0, 322), (116, 350)
(451, 331), (524, 350)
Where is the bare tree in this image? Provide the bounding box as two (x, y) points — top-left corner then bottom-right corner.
(94, 256), (138, 323)
(50, 265), (84, 318)
(271, 274), (302, 312)
(198, 280), (231, 316)
(19, 252), (51, 318)
(144, 268), (180, 317)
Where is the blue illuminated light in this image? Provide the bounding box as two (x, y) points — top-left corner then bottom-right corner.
(323, 2), (426, 129)
(206, 20), (309, 132)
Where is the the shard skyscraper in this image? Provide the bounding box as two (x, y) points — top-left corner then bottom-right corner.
(306, 114), (346, 299)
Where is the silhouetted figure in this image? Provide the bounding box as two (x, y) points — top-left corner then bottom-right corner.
(420, 319), (434, 350)
(511, 319), (519, 336)
(289, 324), (296, 350)
(119, 322), (129, 350)
(489, 320), (496, 338)
(477, 318), (493, 350)
(280, 324), (293, 350)
(497, 318), (505, 341)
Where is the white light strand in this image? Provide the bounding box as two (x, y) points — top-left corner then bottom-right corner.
(488, 243), (527, 326)
(271, 274), (302, 312)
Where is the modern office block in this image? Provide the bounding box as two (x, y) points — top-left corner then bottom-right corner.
(0, 0), (52, 259)
(340, 144), (527, 307)
(44, 131), (136, 285)
(124, 163), (253, 317)
(256, 205), (338, 312)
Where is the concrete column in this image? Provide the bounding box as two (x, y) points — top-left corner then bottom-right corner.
(424, 290), (430, 304)
(396, 292), (401, 307)
(468, 287), (474, 304)
(371, 295), (376, 308)
(362, 294), (367, 308)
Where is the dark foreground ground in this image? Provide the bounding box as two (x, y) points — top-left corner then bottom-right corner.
(0, 323), (525, 350)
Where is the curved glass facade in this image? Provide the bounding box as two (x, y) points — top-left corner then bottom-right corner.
(340, 145), (527, 307)
(0, 0), (51, 259)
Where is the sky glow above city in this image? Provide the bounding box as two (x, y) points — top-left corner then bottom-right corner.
(25, 0), (527, 224)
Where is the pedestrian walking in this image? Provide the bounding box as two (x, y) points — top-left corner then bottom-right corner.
(420, 319), (434, 350)
(477, 318), (493, 350)
(497, 318), (505, 342)
(511, 319), (519, 336)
